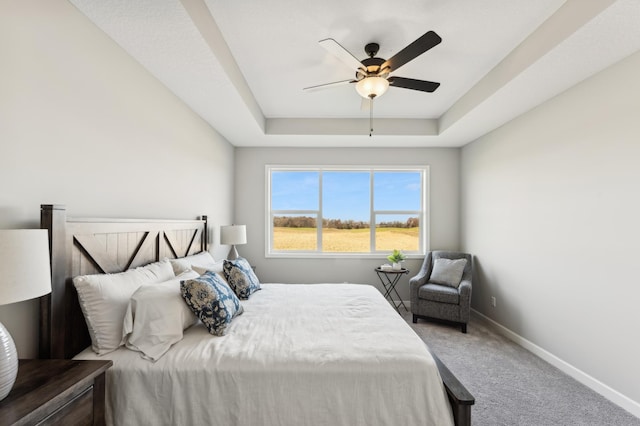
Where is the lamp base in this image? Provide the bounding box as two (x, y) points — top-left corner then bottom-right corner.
(227, 245), (239, 260)
(0, 322), (18, 401)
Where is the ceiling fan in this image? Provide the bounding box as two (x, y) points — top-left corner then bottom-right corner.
(304, 30), (442, 135)
(304, 30), (442, 100)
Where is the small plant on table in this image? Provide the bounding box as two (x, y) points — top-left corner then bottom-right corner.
(387, 249), (406, 269)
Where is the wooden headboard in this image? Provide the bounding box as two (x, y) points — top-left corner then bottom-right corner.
(39, 204), (208, 359)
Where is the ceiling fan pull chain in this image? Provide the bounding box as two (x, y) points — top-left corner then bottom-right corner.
(369, 97), (374, 137)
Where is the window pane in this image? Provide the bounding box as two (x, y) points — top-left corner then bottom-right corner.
(374, 171), (422, 211)
(322, 172), (370, 252)
(271, 171), (319, 210)
(322, 226), (370, 253)
(375, 214), (420, 252)
(323, 171), (370, 222)
(272, 215), (317, 251)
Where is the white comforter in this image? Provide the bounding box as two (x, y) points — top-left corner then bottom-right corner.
(75, 283), (454, 426)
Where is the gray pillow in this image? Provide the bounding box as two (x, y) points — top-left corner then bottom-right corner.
(429, 258), (467, 288)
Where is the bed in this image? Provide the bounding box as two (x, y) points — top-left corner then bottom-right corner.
(39, 204), (474, 426)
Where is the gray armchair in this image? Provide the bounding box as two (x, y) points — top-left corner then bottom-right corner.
(410, 251), (473, 333)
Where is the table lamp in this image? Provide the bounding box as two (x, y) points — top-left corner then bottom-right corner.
(0, 230), (52, 401)
(220, 225), (247, 260)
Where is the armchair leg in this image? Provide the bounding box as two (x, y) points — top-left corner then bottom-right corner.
(412, 314), (418, 324)
(461, 323), (467, 334)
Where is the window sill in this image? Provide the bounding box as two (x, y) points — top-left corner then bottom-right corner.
(265, 252), (425, 260)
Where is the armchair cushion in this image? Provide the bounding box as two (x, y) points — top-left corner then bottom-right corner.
(429, 258), (467, 288)
(418, 283), (460, 304)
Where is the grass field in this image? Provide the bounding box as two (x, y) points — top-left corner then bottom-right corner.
(273, 227), (419, 252)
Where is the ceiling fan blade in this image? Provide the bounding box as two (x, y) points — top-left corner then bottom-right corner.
(381, 31), (442, 73)
(319, 38), (364, 71)
(303, 79), (355, 92)
(388, 76), (440, 92)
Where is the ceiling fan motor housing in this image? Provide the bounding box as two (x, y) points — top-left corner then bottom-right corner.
(355, 42), (387, 80)
(357, 57), (386, 80)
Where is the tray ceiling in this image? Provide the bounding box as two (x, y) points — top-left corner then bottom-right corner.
(69, 0), (640, 147)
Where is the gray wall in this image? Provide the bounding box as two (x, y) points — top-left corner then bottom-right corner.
(0, 0), (235, 358)
(461, 51), (640, 409)
(234, 147), (461, 299)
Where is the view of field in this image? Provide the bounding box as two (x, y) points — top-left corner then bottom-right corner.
(273, 227), (419, 252)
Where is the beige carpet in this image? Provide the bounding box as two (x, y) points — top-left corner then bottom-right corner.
(403, 312), (640, 426)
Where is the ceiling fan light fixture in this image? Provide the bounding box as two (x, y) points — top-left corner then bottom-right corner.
(355, 76), (389, 99)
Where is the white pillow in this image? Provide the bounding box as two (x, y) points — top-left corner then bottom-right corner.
(122, 269), (199, 361)
(73, 260), (175, 355)
(192, 260), (228, 284)
(429, 258), (467, 288)
(169, 251), (217, 275)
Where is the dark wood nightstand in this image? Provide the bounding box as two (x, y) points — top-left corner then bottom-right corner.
(0, 359), (112, 426)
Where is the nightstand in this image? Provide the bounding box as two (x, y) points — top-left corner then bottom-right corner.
(0, 359), (112, 426)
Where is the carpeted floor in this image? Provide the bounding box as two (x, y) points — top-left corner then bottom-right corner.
(404, 312), (640, 426)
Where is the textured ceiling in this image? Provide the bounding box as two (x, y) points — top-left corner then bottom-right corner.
(69, 0), (640, 147)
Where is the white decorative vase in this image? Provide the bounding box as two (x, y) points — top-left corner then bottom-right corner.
(0, 322), (18, 401)
(392, 262), (402, 270)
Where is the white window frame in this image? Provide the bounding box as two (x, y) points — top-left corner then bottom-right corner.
(266, 165), (429, 259)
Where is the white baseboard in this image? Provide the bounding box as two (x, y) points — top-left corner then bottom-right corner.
(471, 309), (640, 419)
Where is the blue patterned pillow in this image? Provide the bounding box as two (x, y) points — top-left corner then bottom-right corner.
(223, 257), (261, 300)
(180, 271), (243, 336)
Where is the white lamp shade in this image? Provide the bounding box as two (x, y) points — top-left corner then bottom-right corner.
(220, 225), (247, 246)
(356, 77), (389, 99)
(0, 230), (52, 306)
(0, 229), (52, 401)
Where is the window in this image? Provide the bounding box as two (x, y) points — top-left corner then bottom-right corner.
(267, 166), (428, 257)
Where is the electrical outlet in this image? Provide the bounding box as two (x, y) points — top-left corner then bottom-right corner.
(491, 296), (497, 308)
